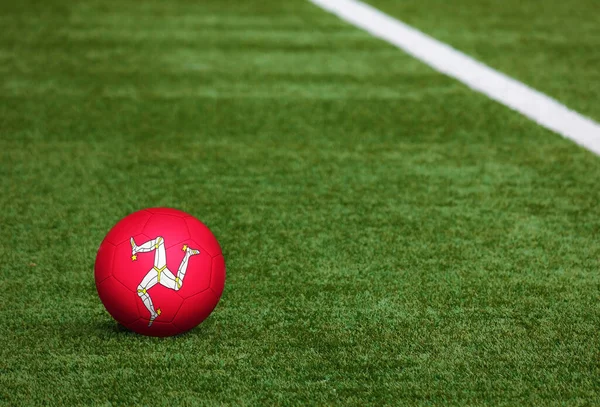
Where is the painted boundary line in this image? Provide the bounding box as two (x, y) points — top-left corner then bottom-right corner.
(309, 0), (600, 156)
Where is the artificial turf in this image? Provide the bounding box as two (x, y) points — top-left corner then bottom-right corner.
(1, 0), (599, 405)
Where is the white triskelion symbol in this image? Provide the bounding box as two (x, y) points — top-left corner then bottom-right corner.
(130, 236), (200, 326)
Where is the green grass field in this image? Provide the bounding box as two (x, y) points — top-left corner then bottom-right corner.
(1, 0), (599, 405)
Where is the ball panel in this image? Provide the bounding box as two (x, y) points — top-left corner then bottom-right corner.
(126, 319), (180, 337)
(210, 254), (226, 298)
(145, 207), (189, 218)
(135, 286), (183, 324)
(172, 289), (219, 333)
(185, 217), (222, 257)
(104, 210), (152, 245)
(143, 214), (190, 248)
(97, 276), (139, 324)
(94, 241), (115, 284)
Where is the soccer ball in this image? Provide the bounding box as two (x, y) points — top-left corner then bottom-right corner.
(95, 208), (225, 337)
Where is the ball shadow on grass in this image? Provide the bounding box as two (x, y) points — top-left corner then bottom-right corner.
(95, 319), (211, 339)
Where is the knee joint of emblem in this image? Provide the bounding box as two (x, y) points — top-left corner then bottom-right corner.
(137, 286), (147, 297)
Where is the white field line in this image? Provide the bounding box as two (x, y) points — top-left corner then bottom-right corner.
(309, 0), (600, 156)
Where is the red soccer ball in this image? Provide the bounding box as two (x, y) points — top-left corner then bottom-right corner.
(95, 208), (225, 337)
